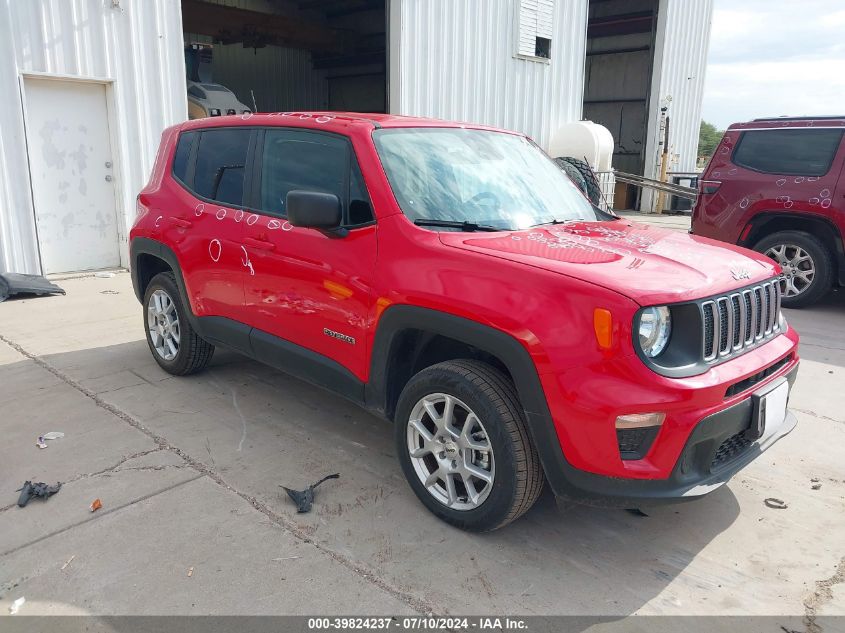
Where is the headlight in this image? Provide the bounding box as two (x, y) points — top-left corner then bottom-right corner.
(638, 306), (672, 357)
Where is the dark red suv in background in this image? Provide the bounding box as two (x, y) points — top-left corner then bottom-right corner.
(692, 116), (845, 307)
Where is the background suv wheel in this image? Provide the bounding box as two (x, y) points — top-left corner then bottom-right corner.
(753, 230), (833, 308)
(143, 272), (215, 375)
(394, 359), (543, 531)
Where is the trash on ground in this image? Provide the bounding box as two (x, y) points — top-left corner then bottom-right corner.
(625, 508), (649, 518)
(8, 597), (25, 615)
(36, 437), (48, 449)
(94, 271), (116, 279)
(281, 473), (340, 513)
(0, 273), (65, 303)
(187, 566), (194, 577)
(17, 481), (62, 507)
(811, 483), (822, 490)
(90, 498), (103, 512)
(42, 432), (65, 440)
(764, 497), (788, 509)
(100, 289), (120, 295)
(61, 555), (76, 571)
(272, 556), (301, 561)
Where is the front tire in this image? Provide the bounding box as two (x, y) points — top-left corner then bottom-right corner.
(394, 360), (543, 531)
(143, 272), (214, 375)
(753, 230), (832, 308)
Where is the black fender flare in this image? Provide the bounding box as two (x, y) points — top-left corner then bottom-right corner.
(365, 305), (578, 495)
(130, 237), (186, 303)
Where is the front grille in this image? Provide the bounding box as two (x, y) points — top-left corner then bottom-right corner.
(700, 279), (782, 362)
(711, 431), (753, 470)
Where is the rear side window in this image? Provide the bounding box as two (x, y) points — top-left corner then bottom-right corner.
(732, 129), (844, 176)
(193, 128), (251, 206)
(172, 131), (195, 184)
(260, 129), (348, 217)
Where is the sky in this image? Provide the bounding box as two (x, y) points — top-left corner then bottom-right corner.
(701, 0), (845, 130)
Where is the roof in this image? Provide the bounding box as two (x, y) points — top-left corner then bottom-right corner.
(178, 111), (521, 135)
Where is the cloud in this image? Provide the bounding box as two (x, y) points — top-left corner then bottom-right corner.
(702, 0), (845, 128)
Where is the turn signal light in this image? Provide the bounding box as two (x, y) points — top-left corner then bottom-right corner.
(593, 308), (613, 349)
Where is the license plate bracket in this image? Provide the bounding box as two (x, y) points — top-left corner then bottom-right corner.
(747, 377), (789, 440)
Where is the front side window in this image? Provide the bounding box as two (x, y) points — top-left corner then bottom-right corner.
(259, 129), (373, 225)
(373, 128), (607, 230)
(732, 128), (844, 176)
(193, 128), (251, 206)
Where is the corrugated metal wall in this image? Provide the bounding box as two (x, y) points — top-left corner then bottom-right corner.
(645, 0), (713, 176)
(391, 0), (589, 150)
(0, 0), (186, 274)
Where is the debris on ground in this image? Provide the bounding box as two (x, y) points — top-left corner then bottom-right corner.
(8, 597), (25, 615)
(36, 431), (64, 449)
(94, 271), (116, 279)
(61, 555), (76, 571)
(17, 481), (62, 507)
(764, 497), (788, 509)
(100, 290), (120, 295)
(187, 567), (194, 577)
(281, 473), (340, 513)
(90, 498), (103, 512)
(812, 483), (822, 490)
(0, 273), (65, 303)
(272, 556), (301, 561)
(625, 508), (649, 518)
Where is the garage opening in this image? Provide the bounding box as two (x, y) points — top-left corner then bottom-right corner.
(181, 0), (387, 118)
(583, 0), (658, 209)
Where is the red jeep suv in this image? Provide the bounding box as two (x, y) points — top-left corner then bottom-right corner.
(693, 116), (845, 308)
(131, 113), (800, 531)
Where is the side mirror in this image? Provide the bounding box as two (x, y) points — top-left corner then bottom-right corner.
(286, 191), (342, 231)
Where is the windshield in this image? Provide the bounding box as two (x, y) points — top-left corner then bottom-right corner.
(373, 128), (612, 230)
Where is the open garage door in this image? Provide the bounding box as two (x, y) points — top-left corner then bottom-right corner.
(181, 0), (386, 117)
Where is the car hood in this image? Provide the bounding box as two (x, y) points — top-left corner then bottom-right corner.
(437, 220), (780, 305)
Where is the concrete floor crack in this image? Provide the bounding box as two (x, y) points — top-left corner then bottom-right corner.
(803, 555), (845, 633)
(0, 332), (437, 616)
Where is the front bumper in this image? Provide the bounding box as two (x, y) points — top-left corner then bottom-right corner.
(531, 335), (800, 506)
(541, 363), (798, 506)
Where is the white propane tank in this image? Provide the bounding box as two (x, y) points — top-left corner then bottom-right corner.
(548, 121), (614, 170)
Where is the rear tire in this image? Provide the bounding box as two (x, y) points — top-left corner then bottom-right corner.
(394, 360), (543, 531)
(143, 272), (214, 375)
(753, 230), (832, 308)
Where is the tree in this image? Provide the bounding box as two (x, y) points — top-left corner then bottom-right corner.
(699, 120), (724, 161)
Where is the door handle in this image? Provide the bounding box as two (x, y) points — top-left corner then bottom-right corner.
(244, 237), (275, 251)
(169, 216), (193, 229)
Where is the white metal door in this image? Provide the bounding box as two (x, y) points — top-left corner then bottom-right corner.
(24, 78), (120, 274)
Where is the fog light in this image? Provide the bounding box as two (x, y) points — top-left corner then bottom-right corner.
(615, 412), (666, 429)
(615, 413), (665, 460)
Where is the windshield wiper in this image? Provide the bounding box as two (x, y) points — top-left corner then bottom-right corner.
(413, 219), (502, 232)
(529, 218), (580, 228)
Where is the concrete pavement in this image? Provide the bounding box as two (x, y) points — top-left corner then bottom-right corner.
(0, 271), (843, 619)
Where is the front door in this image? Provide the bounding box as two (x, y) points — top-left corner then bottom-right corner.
(242, 128), (377, 380)
(23, 78), (119, 274)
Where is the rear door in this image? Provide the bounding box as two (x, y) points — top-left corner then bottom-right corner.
(161, 127), (254, 325)
(241, 127), (377, 380)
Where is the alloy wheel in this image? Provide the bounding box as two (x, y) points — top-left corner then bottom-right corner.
(147, 289), (181, 361)
(765, 243), (815, 297)
(406, 393), (495, 510)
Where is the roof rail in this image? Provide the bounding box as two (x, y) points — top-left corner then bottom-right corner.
(751, 115), (845, 121)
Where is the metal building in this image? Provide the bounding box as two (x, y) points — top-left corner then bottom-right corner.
(0, 0), (712, 276)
